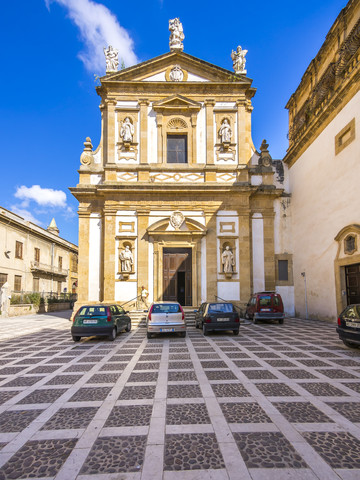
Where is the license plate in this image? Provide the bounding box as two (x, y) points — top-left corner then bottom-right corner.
(160, 328), (174, 332)
(261, 309), (271, 312)
(217, 318), (229, 322)
(83, 319), (98, 324)
(346, 321), (360, 328)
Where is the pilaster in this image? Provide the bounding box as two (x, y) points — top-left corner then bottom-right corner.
(137, 210), (150, 295)
(77, 208), (90, 303)
(238, 211), (251, 303)
(139, 99), (149, 164)
(102, 207), (116, 302)
(263, 213), (276, 291)
(103, 99), (117, 165)
(205, 209), (217, 300)
(205, 99), (215, 165)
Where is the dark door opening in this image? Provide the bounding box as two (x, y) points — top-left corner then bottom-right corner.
(346, 263), (360, 305)
(163, 248), (192, 305)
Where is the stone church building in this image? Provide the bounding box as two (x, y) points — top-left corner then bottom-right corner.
(70, 21), (293, 314)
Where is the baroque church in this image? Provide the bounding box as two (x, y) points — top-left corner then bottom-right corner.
(70, 18), (294, 314)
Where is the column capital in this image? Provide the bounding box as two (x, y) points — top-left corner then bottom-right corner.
(204, 98), (216, 106)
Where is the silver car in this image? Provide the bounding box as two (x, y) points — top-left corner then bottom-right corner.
(146, 301), (186, 339)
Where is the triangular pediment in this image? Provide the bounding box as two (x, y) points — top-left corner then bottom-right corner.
(152, 95), (201, 112)
(100, 51), (252, 85)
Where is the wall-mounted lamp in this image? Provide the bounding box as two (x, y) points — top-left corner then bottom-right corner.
(4, 251), (11, 258)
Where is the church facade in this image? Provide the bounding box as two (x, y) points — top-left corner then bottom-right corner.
(71, 22), (293, 313)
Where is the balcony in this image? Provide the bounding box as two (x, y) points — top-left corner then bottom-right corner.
(30, 261), (68, 278)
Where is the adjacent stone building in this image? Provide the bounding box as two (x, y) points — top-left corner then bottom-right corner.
(284, 0), (360, 320)
(0, 207), (78, 297)
(71, 21), (293, 313)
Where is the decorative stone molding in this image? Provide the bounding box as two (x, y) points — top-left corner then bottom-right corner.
(170, 211), (185, 230)
(80, 137), (94, 166)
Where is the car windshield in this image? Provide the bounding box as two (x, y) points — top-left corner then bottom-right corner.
(208, 303), (234, 313)
(78, 306), (107, 316)
(152, 304), (181, 313)
(258, 296), (272, 306)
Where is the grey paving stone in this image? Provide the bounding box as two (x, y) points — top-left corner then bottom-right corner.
(119, 385), (156, 400)
(220, 402), (272, 423)
(164, 433), (225, 471)
(45, 374), (83, 385)
(200, 360), (228, 369)
(255, 383), (299, 397)
(341, 382), (360, 393)
(243, 370), (278, 380)
(167, 384), (202, 398)
(234, 360), (263, 368)
(302, 431), (360, 468)
(87, 373), (121, 383)
(69, 387), (112, 402)
(279, 369), (318, 379)
(233, 432), (307, 468)
(326, 401), (360, 422)
(316, 369), (359, 379)
(0, 391), (20, 404)
(134, 362), (160, 370)
(299, 382), (349, 396)
(0, 439), (77, 479)
(211, 383), (251, 397)
(273, 401), (334, 423)
(166, 403), (210, 424)
(2, 376), (43, 387)
(168, 371), (197, 382)
(105, 405), (153, 427)
(41, 407), (98, 430)
(0, 409), (43, 432)
(64, 363), (96, 372)
(17, 388), (67, 405)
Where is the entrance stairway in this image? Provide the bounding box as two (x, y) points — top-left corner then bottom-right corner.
(129, 308), (196, 329)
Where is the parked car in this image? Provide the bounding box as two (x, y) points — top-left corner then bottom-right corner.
(336, 304), (360, 348)
(146, 301), (186, 339)
(195, 302), (240, 335)
(245, 292), (285, 324)
(71, 304), (131, 342)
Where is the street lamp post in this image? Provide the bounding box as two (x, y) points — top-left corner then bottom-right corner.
(301, 272), (308, 320)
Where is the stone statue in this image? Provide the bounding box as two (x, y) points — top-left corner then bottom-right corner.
(119, 245), (133, 272)
(104, 45), (119, 72)
(222, 246), (235, 273)
(120, 117), (134, 143)
(169, 18), (184, 52)
(231, 45), (248, 74)
(219, 119), (232, 143)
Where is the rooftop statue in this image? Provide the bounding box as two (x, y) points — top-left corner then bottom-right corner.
(104, 45), (119, 73)
(231, 45), (248, 75)
(169, 18), (184, 52)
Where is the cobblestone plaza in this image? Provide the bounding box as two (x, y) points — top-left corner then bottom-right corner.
(0, 312), (359, 479)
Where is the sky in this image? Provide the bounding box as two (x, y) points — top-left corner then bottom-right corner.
(0, 0), (348, 246)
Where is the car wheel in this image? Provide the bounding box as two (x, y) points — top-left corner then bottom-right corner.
(180, 331), (186, 337)
(244, 312), (249, 320)
(125, 322), (131, 332)
(343, 340), (358, 348)
(109, 327), (117, 341)
(195, 321), (199, 329)
(72, 336), (81, 342)
(202, 324), (208, 336)
(147, 332), (152, 339)
(253, 317), (257, 324)
(279, 319), (284, 325)
(233, 329), (239, 335)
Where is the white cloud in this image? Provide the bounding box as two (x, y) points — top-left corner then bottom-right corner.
(10, 206), (43, 225)
(14, 185), (67, 208)
(45, 0), (138, 72)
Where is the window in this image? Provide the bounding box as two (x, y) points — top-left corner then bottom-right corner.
(33, 277), (39, 292)
(14, 275), (22, 292)
(167, 135), (187, 163)
(57, 281), (62, 295)
(58, 256), (63, 270)
(344, 235), (356, 255)
(15, 241), (23, 259)
(34, 247), (40, 264)
(335, 118), (355, 155)
(278, 260), (289, 281)
(0, 273), (8, 288)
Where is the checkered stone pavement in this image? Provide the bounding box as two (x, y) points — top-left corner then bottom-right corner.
(0, 311), (359, 479)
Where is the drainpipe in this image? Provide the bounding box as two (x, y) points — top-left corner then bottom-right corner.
(301, 272), (308, 320)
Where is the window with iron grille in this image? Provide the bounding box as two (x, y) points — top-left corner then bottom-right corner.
(58, 256), (63, 270)
(14, 275), (22, 292)
(33, 277), (39, 292)
(15, 241), (23, 259)
(34, 247), (40, 263)
(278, 260), (289, 281)
(0, 273), (8, 288)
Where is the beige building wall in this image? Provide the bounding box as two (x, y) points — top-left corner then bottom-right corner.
(289, 92), (360, 320)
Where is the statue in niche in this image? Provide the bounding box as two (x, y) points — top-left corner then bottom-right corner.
(222, 246), (235, 273)
(120, 117), (134, 143)
(231, 45), (248, 74)
(219, 119), (232, 143)
(104, 45), (119, 72)
(169, 18), (184, 51)
(119, 245), (133, 273)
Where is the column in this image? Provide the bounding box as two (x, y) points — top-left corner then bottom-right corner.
(139, 99), (149, 164)
(252, 213), (265, 292)
(205, 99), (215, 165)
(156, 114), (163, 163)
(103, 99), (117, 182)
(102, 207), (116, 302)
(238, 210), (251, 303)
(236, 97), (246, 164)
(263, 213), (276, 291)
(205, 209), (217, 301)
(190, 113), (197, 165)
(137, 210), (150, 296)
(77, 207), (90, 303)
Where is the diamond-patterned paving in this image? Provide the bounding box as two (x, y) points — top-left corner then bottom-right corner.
(0, 312), (359, 479)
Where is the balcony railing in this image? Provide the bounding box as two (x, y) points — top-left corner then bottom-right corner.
(30, 261), (68, 277)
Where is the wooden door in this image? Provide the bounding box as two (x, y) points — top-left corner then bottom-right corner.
(163, 248), (192, 305)
(346, 264), (360, 305)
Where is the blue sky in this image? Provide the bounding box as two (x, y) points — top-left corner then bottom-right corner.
(0, 0), (347, 245)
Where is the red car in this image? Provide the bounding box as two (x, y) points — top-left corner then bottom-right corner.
(245, 292), (285, 324)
